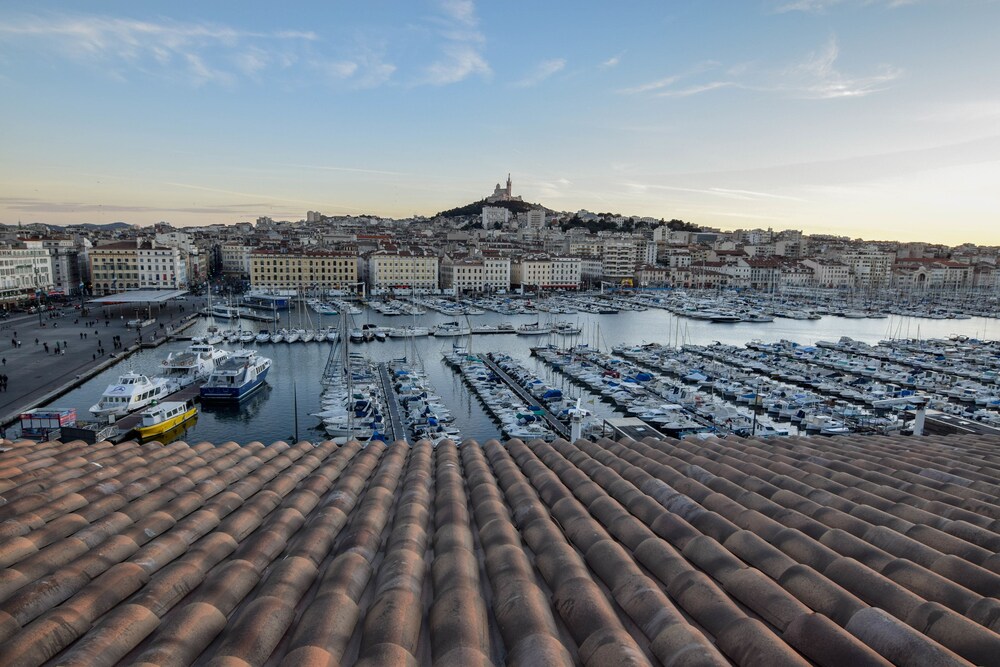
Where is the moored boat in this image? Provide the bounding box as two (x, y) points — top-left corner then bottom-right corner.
(90, 372), (178, 420)
(135, 399), (198, 439)
(200, 350), (272, 401)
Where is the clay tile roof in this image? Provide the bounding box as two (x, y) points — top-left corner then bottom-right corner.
(1, 432), (1000, 664)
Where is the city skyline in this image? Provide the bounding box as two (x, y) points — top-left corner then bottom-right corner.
(2, 1), (999, 244)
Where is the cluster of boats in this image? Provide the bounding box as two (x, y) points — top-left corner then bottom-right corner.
(532, 345), (776, 437)
(314, 353), (391, 444)
(195, 327), (339, 345)
(87, 342), (273, 438)
(443, 348), (558, 442)
(386, 360), (461, 445)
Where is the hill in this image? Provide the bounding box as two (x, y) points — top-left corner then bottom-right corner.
(436, 198), (541, 219)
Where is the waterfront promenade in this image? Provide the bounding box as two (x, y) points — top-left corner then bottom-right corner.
(0, 296), (206, 430)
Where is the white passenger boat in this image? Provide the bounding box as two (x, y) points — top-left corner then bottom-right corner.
(158, 343), (228, 387)
(90, 372), (178, 420)
(200, 350), (272, 401)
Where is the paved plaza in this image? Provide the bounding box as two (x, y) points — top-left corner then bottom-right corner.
(0, 296), (207, 429)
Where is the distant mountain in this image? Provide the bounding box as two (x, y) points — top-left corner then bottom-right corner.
(64, 222), (134, 231)
(436, 198), (542, 219)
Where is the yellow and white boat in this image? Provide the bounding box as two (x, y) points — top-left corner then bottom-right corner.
(135, 399), (198, 439)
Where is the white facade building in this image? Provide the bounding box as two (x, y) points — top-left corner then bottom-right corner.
(482, 206), (511, 229)
(0, 247), (53, 304)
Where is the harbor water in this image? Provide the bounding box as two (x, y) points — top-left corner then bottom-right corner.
(42, 308), (997, 444)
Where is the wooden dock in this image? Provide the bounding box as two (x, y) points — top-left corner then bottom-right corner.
(376, 363), (405, 443)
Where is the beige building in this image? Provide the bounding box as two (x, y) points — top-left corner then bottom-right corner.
(839, 249), (895, 287)
(440, 254), (510, 293)
(89, 242), (140, 294)
(221, 244), (253, 278)
(551, 256), (582, 289)
(802, 259), (852, 288)
(89, 241), (185, 294)
(364, 248), (439, 295)
(250, 249), (358, 291)
(511, 255), (552, 290)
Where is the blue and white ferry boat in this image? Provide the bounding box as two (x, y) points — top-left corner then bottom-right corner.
(199, 349), (272, 401)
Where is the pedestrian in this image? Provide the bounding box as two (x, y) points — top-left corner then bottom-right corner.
(35, 338), (38, 345)
(1, 358), (4, 366)
(44, 343), (49, 353)
(92, 353), (96, 361)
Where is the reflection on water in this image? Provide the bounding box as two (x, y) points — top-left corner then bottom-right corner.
(138, 414), (198, 445)
(201, 384), (272, 424)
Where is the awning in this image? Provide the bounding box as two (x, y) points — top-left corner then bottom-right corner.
(87, 289), (188, 304)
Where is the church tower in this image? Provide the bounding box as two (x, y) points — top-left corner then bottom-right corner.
(506, 173), (512, 197)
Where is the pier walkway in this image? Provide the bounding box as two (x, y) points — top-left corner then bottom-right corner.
(376, 363), (405, 443)
(480, 355), (570, 439)
(0, 296), (208, 430)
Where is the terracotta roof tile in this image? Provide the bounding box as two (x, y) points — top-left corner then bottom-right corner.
(2, 431), (1000, 665)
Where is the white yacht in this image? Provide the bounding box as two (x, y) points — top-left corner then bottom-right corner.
(90, 372), (178, 420)
(158, 343), (228, 387)
(200, 349), (272, 401)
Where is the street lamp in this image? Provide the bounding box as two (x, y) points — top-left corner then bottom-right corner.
(33, 266), (44, 326)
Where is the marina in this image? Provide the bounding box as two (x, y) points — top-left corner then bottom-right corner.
(3, 291), (994, 445)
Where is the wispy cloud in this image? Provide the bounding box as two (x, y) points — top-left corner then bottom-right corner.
(656, 81), (735, 98)
(618, 61), (723, 96)
(420, 1), (491, 85)
(514, 58), (566, 87)
(773, 0), (918, 13)
(0, 13), (315, 86)
(619, 38), (899, 100)
(782, 37), (901, 98)
(623, 182), (805, 202)
(600, 53), (623, 70)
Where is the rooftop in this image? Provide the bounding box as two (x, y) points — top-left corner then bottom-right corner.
(1, 432), (999, 665)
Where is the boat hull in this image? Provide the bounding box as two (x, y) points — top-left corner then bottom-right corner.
(135, 407), (197, 438)
(200, 368), (270, 401)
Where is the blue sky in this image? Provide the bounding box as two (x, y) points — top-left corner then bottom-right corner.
(2, 1), (999, 243)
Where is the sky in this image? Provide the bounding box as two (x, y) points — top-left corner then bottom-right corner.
(1, 1), (999, 244)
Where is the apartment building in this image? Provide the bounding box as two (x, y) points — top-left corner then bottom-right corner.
(511, 254), (552, 289)
(89, 242), (140, 294)
(221, 244), (253, 278)
(0, 247), (54, 304)
(801, 259), (852, 288)
(364, 248), (439, 295)
(839, 249), (895, 287)
(550, 256), (582, 289)
(250, 249), (358, 291)
(137, 244), (185, 290)
(894, 258), (974, 291)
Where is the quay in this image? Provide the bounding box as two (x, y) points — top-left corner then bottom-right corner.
(480, 354), (570, 439)
(376, 363), (405, 442)
(0, 295), (207, 431)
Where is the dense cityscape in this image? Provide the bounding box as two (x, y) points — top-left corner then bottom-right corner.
(4, 175), (1000, 306)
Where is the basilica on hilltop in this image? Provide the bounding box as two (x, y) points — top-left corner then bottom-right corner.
(485, 174), (523, 203)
